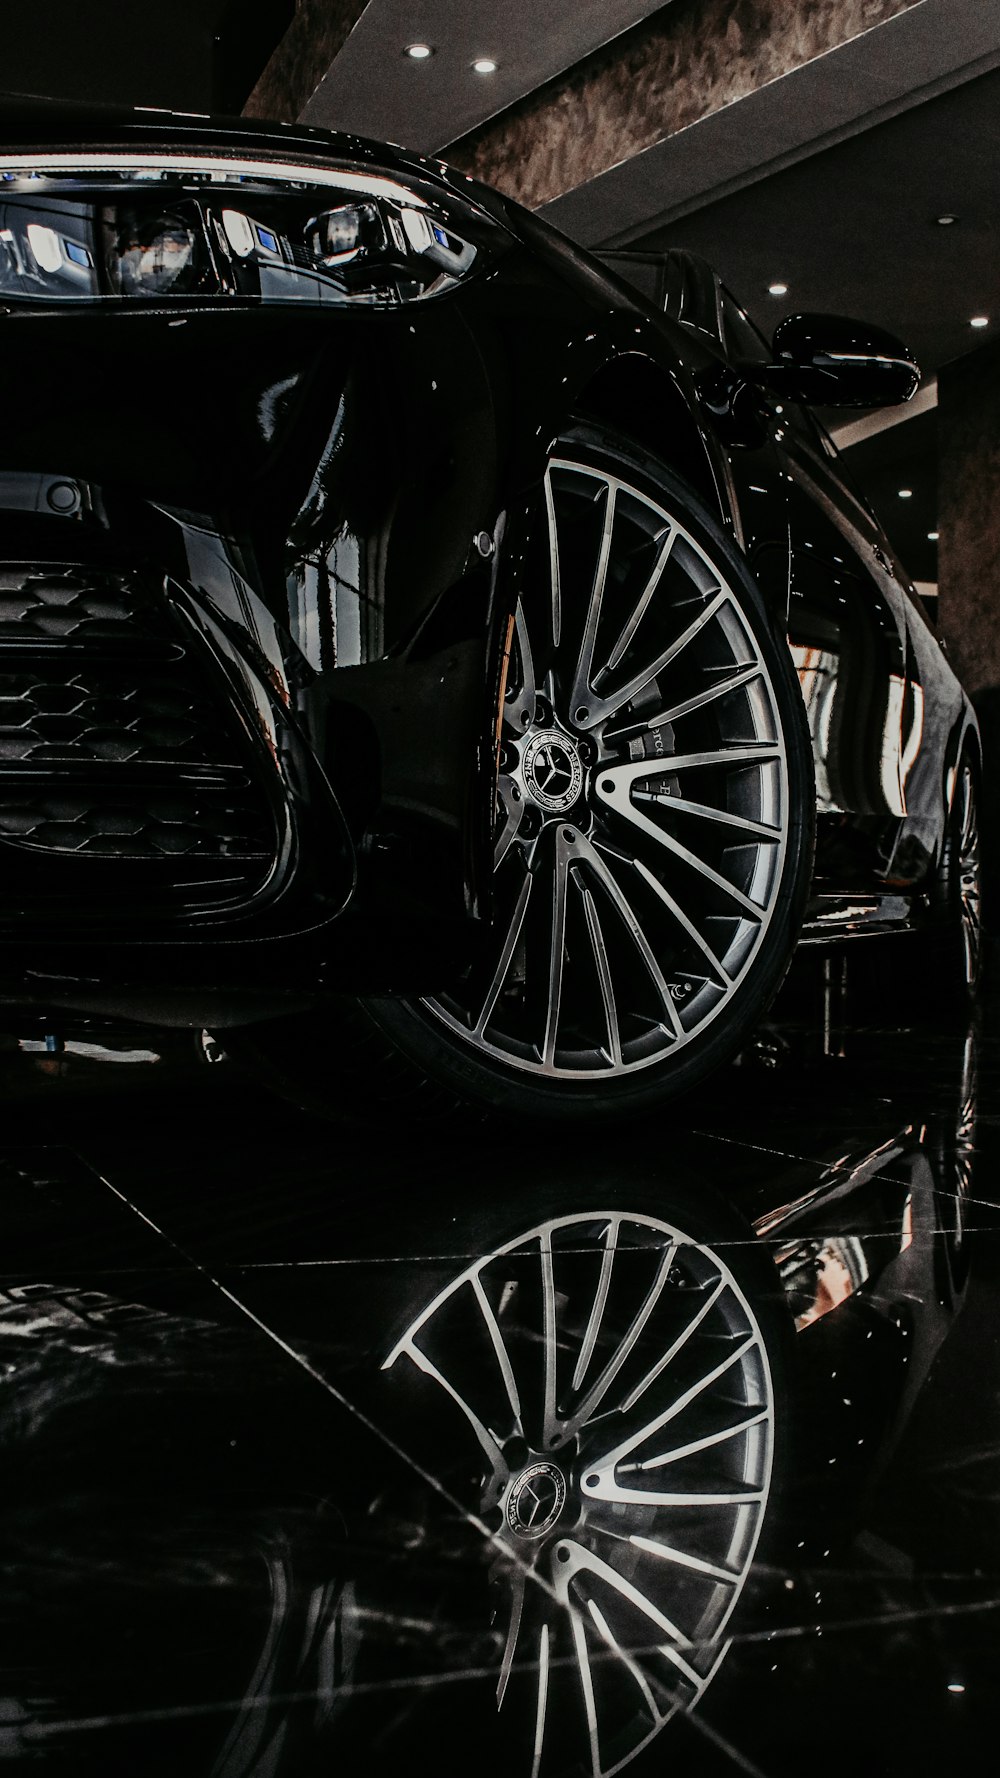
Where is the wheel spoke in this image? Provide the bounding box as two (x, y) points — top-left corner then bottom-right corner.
(574, 834), (683, 1040)
(607, 661), (764, 737)
(575, 586), (730, 730)
(570, 1606), (602, 1778)
(392, 1338), (507, 1478)
(632, 1407), (770, 1471)
(596, 778), (769, 919)
(530, 1623), (551, 1778)
(571, 1218), (619, 1394)
(625, 1535), (741, 1585)
(577, 882), (623, 1068)
(605, 526), (676, 672)
(476, 866), (534, 1037)
(570, 479), (617, 720)
(551, 1240), (678, 1445)
(587, 1599), (662, 1727)
(494, 774), (527, 868)
(633, 792), (780, 843)
(472, 1272), (523, 1430)
(541, 830), (572, 1067)
(541, 1232), (559, 1450)
(631, 859), (733, 988)
(543, 468), (562, 649)
(505, 600), (538, 735)
(599, 745), (781, 783)
(583, 1336), (760, 1501)
(554, 1541), (691, 1663)
(618, 1275), (728, 1413)
(497, 1567), (527, 1709)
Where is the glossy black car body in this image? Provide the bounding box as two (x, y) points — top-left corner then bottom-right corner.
(0, 102), (979, 1113)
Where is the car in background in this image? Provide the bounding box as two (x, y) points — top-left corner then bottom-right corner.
(0, 102), (980, 1120)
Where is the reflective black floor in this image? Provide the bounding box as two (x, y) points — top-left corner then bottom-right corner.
(1, 951), (998, 1776)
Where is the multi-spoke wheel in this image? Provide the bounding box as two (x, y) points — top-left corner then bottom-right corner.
(363, 424), (813, 1118)
(380, 1208), (777, 1776)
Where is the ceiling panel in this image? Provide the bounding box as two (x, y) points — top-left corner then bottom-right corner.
(630, 67), (1000, 381)
(300, 0), (669, 152)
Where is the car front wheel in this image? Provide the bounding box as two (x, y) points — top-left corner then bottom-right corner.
(362, 424), (814, 1120)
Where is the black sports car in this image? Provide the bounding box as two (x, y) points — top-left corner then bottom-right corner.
(0, 103), (980, 1119)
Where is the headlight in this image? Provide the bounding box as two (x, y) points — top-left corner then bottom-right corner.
(0, 151), (499, 309)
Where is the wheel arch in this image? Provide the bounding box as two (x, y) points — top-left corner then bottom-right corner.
(569, 352), (725, 523)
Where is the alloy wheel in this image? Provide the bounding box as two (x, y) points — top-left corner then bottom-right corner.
(421, 451), (792, 1081)
(383, 1210), (775, 1776)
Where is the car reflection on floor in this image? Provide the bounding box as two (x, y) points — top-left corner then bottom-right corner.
(0, 983), (993, 1776)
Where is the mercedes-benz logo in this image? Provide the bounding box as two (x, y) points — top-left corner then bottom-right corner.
(522, 729), (584, 814)
(506, 1461), (567, 1539)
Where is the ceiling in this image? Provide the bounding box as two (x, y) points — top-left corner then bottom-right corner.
(633, 67), (1000, 386)
(301, 1), (668, 152)
(2, 0), (997, 590)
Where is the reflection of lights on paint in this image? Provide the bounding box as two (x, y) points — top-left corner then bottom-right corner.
(772, 1234), (869, 1332)
(222, 208), (255, 256)
(400, 207), (433, 252)
(901, 680), (924, 789)
(26, 222), (61, 271)
(882, 673), (908, 816)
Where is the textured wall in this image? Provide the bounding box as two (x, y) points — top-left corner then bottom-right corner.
(446, 0), (922, 208)
(938, 342), (1000, 703)
(243, 0), (369, 121)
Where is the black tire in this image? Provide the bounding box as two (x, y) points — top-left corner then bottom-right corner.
(927, 748), (983, 1006)
(354, 424), (814, 1122)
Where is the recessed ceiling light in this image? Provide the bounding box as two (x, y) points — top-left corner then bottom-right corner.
(970, 315), (989, 328)
(404, 43), (433, 59)
(936, 214), (958, 225)
(472, 57), (498, 75)
(898, 488), (913, 499)
(928, 531), (939, 541)
(768, 282), (788, 295)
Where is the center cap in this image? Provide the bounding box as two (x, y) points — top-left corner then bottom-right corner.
(506, 1461), (567, 1539)
(522, 729), (584, 814)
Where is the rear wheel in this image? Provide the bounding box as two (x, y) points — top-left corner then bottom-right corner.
(362, 425), (813, 1120)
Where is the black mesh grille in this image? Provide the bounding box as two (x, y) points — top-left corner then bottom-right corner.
(0, 669), (255, 768)
(0, 786), (270, 857)
(0, 563), (275, 913)
(0, 566), (174, 646)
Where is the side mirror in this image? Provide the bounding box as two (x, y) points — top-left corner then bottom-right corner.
(753, 313), (920, 408)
